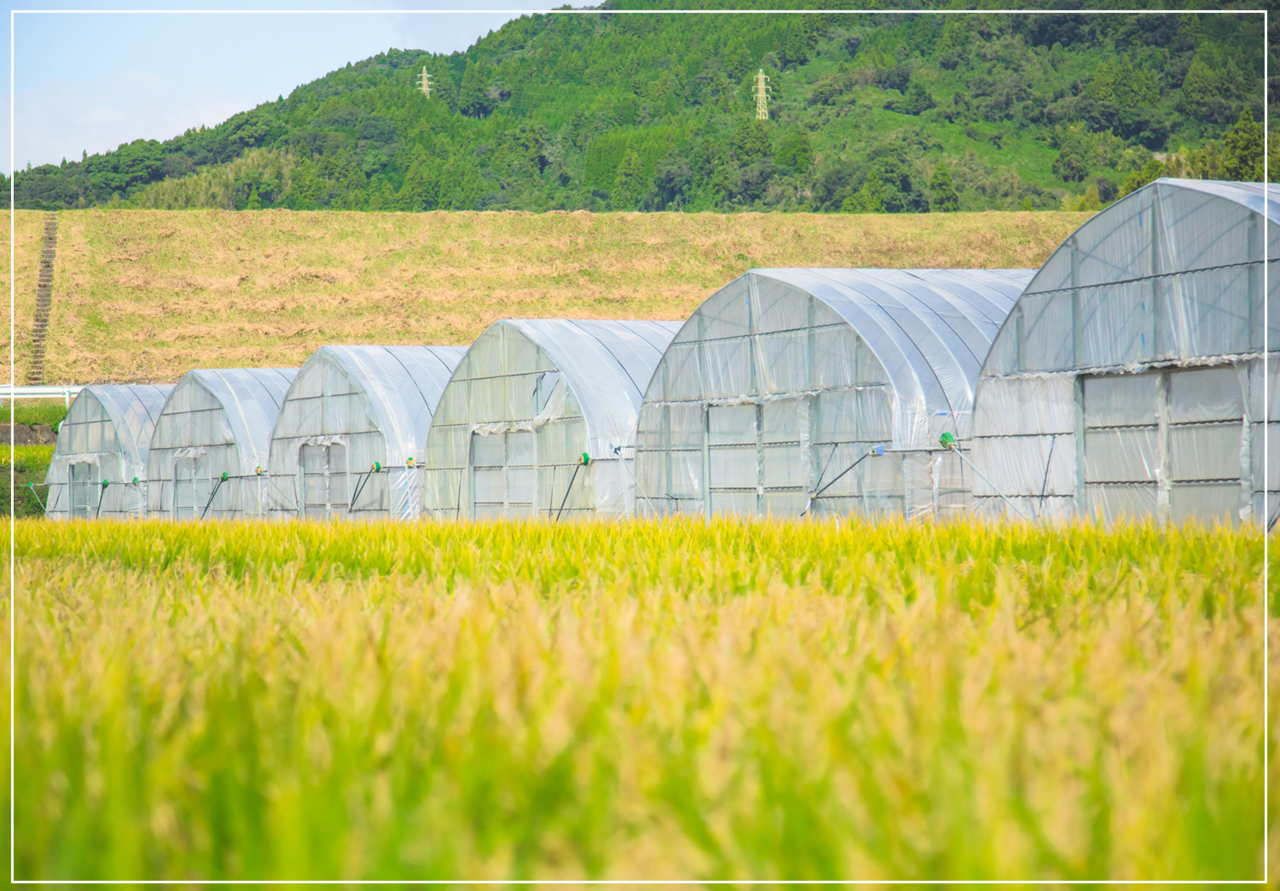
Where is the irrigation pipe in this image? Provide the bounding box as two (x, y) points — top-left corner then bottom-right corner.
(348, 462), (381, 514)
(94, 479), (108, 518)
(555, 454), (590, 522)
(942, 441), (1033, 522)
(613, 444), (657, 517)
(801, 445), (884, 517)
(812, 442), (840, 496)
(1038, 434), (1057, 513)
(199, 473), (229, 520)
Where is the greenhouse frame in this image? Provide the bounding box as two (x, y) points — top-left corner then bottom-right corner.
(266, 345), (466, 520)
(43, 384), (174, 520)
(970, 178), (1278, 527)
(633, 268), (1034, 519)
(146, 368), (297, 520)
(421, 319), (681, 519)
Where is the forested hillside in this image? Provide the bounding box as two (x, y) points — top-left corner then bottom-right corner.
(14, 1), (1273, 214)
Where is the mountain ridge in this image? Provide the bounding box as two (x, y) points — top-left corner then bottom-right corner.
(13, 2), (1273, 213)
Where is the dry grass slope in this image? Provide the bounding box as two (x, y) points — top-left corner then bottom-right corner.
(5, 209), (1089, 383)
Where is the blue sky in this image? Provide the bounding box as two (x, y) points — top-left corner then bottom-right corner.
(7, 2), (566, 171)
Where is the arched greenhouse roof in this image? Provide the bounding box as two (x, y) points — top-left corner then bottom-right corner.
(278, 344), (468, 462)
(157, 368), (297, 474)
(57, 384), (173, 468)
(656, 268), (1033, 445)
(1021, 178), (1279, 297)
(477, 319), (683, 456)
(981, 178), (1279, 378)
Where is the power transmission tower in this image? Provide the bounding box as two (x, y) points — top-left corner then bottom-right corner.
(417, 67), (433, 99)
(752, 69), (771, 121)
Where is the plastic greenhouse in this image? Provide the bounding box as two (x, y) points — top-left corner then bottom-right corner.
(633, 268), (1034, 519)
(970, 178), (1278, 527)
(43, 385), (174, 519)
(146, 368), (298, 519)
(421, 319), (681, 519)
(266, 345), (465, 520)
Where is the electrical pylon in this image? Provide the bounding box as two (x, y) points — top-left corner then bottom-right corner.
(753, 69), (771, 121)
(417, 67), (433, 99)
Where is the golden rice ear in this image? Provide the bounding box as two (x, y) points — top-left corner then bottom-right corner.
(12, 518), (1263, 881)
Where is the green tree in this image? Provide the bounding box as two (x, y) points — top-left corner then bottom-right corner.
(929, 162), (959, 212)
(842, 172), (885, 213)
(775, 131), (813, 173)
(398, 149), (438, 211)
(1062, 183), (1103, 212)
(281, 157), (322, 209)
(612, 149), (648, 208)
(732, 120), (772, 165)
(899, 81), (937, 116)
(458, 61), (493, 119)
(1052, 126), (1091, 182)
(1119, 158), (1165, 198)
(1222, 108), (1263, 182)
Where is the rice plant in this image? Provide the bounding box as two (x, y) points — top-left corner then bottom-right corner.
(9, 517), (1272, 880)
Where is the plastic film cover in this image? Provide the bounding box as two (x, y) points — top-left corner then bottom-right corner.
(634, 268), (1031, 520)
(147, 368), (297, 519)
(973, 179), (1277, 527)
(266, 345), (464, 519)
(422, 319), (680, 519)
(44, 385), (173, 520)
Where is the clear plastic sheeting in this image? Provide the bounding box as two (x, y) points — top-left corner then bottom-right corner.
(147, 368), (297, 519)
(972, 179), (1278, 527)
(266, 345), (465, 520)
(44, 385), (173, 520)
(422, 319), (681, 519)
(634, 268), (1032, 519)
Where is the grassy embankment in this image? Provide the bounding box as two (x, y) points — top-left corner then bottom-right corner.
(9, 517), (1272, 881)
(0, 403), (68, 516)
(6, 209), (1090, 383)
(2, 444), (54, 517)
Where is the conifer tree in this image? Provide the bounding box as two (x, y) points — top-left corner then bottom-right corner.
(398, 149), (437, 211)
(842, 171), (885, 213)
(612, 149), (647, 208)
(929, 162), (959, 212)
(1223, 108), (1263, 182)
(459, 61), (492, 119)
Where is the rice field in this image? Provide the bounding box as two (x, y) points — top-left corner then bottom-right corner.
(8, 517), (1275, 881)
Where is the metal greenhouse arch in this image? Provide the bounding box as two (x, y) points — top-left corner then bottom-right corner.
(633, 268), (1034, 519)
(147, 368), (298, 520)
(266, 345), (466, 520)
(970, 178), (1279, 527)
(421, 319), (681, 519)
(44, 384), (173, 520)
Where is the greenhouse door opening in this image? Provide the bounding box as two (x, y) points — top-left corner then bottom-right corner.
(705, 401), (806, 517)
(1081, 366), (1246, 525)
(301, 443), (348, 518)
(173, 456), (213, 519)
(470, 431), (536, 518)
(69, 461), (100, 518)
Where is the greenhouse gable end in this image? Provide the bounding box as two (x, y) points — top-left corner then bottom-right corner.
(970, 178), (1279, 526)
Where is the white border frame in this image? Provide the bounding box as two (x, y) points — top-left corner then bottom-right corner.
(6, 5), (1272, 885)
